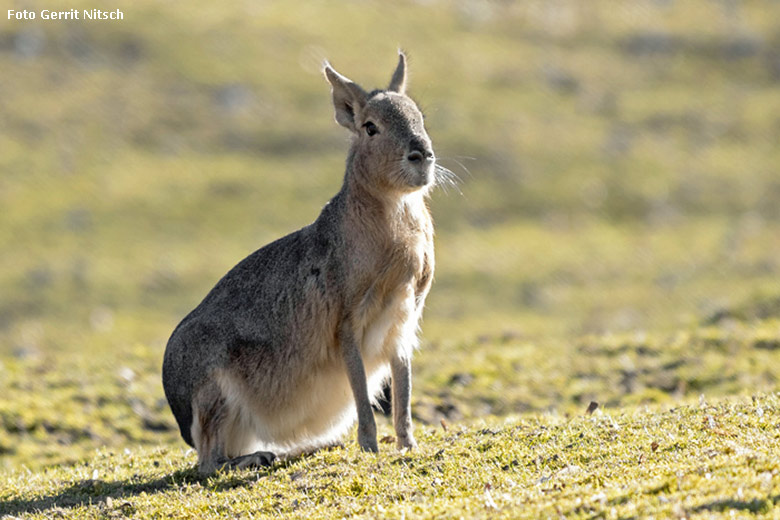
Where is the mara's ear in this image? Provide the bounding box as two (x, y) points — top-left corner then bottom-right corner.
(323, 62), (367, 133)
(387, 51), (407, 94)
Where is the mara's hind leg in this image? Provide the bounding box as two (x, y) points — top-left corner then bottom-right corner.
(191, 379), (276, 474)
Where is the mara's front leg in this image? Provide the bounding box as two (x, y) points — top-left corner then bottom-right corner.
(391, 352), (417, 450)
(340, 323), (379, 452)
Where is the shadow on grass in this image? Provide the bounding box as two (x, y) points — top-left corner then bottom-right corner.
(0, 464), (282, 516)
(691, 495), (780, 515)
(560, 490), (780, 518)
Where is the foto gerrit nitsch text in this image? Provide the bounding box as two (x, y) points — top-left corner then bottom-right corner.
(8, 9), (124, 20)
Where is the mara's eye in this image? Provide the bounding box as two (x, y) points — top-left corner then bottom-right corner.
(363, 121), (379, 137)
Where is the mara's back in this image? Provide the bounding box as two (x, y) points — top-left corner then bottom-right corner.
(162, 53), (440, 474)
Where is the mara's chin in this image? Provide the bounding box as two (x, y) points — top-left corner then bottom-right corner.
(402, 166), (434, 190)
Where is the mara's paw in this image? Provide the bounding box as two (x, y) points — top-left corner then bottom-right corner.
(358, 434), (379, 453)
(396, 435), (418, 451)
(357, 422), (379, 453)
(228, 451), (277, 470)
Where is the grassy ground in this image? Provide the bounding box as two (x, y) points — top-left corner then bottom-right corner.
(1, 394), (779, 518)
(2, 0), (780, 517)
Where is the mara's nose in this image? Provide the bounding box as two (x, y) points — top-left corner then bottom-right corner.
(407, 139), (433, 163)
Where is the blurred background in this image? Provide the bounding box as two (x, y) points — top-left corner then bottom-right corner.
(1, 0), (779, 469)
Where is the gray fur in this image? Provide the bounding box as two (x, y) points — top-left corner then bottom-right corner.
(162, 52), (436, 474)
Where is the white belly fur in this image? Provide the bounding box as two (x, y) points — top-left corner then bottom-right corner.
(217, 286), (419, 457)
(362, 284), (419, 362)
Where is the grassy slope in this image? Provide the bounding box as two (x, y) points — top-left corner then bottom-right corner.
(2, 0), (780, 517)
(1, 395), (779, 519)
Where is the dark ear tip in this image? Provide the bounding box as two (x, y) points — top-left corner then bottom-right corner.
(388, 51), (408, 93)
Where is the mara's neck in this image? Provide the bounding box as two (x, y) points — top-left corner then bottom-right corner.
(339, 154), (431, 236)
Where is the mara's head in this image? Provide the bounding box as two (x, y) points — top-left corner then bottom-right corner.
(324, 53), (435, 194)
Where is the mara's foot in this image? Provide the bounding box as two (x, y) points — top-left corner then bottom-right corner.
(396, 435), (418, 450)
(224, 451), (276, 471)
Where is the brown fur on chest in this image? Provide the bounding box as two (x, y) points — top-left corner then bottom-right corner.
(345, 194), (434, 320)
